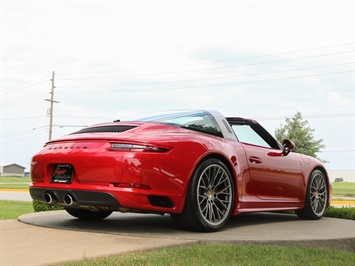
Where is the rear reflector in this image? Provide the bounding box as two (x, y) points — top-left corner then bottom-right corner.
(112, 183), (151, 190)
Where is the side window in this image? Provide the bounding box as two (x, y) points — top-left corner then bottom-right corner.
(231, 124), (271, 148)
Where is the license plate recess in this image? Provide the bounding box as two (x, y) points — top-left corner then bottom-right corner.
(51, 164), (74, 184)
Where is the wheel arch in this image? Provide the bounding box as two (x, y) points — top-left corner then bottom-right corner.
(173, 152), (237, 231)
(185, 152), (238, 206)
(313, 166), (329, 181)
(301, 165), (331, 208)
(197, 153), (237, 182)
(296, 165), (331, 219)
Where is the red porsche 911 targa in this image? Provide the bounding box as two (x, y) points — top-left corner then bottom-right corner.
(30, 110), (331, 232)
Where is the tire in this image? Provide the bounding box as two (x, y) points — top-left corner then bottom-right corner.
(296, 170), (328, 220)
(171, 158), (234, 232)
(65, 208), (113, 220)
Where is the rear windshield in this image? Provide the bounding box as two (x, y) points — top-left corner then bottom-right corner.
(130, 110), (223, 137)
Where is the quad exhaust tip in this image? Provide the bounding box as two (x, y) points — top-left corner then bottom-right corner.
(44, 192), (57, 205)
(63, 194), (75, 206)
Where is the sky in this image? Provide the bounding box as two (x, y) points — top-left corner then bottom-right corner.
(1, 1), (354, 175)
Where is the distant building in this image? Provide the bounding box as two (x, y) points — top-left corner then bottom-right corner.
(327, 170), (355, 183)
(0, 163), (26, 177)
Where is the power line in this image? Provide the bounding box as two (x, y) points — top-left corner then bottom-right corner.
(1, 128), (41, 138)
(2, 113), (353, 141)
(256, 113), (355, 120)
(56, 70), (354, 93)
(56, 50), (354, 80)
(1, 90), (48, 107)
(0, 130), (48, 143)
(58, 113), (355, 121)
(56, 62), (353, 88)
(57, 42), (354, 75)
(56, 115), (114, 120)
(9, 112), (351, 122)
(320, 150), (355, 153)
(1, 77), (49, 95)
(1, 115), (47, 121)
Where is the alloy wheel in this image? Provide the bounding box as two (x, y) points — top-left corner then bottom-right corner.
(310, 172), (327, 216)
(197, 164), (233, 226)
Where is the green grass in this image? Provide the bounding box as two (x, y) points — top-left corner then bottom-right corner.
(0, 200), (33, 219)
(65, 242), (355, 266)
(0, 176), (31, 190)
(0, 184), (30, 189)
(332, 182), (355, 196)
(0, 176), (31, 182)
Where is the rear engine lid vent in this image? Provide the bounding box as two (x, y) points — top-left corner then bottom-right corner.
(71, 125), (137, 134)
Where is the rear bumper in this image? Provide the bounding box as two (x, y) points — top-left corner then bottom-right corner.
(29, 185), (180, 213)
(30, 187), (121, 209)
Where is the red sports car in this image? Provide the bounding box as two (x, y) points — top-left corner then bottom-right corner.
(30, 110), (331, 232)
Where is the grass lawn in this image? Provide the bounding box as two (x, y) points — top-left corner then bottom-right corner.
(65, 242), (355, 266)
(0, 200), (33, 219)
(0, 176), (31, 182)
(0, 176), (31, 190)
(332, 182), (355, 196)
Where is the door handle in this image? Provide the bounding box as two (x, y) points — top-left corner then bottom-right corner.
(249, 156), (262, 164)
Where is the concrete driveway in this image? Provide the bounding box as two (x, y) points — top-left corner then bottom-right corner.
(19, 210), (355, 242)
(1, 190), (354, 265)
(0, 210), (353, 265)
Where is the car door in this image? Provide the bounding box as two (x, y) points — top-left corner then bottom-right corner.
(228, 119), (303, 200)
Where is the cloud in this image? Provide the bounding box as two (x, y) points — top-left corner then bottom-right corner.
(1, 1), (354, 170)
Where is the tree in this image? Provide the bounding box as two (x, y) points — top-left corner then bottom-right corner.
(275, 112), (327, 163)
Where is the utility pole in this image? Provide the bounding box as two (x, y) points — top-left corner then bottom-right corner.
(45, 71), (59, 141)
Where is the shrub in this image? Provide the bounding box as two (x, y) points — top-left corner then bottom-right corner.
(324, 206), (355, 220)
(277, 207), (355, 220)
(32, 200), (63, 212)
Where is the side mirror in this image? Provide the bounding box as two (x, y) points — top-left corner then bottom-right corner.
(282, 139), (295, 155)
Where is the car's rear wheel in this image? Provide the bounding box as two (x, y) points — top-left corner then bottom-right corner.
(65, 208), (113, 220)
(296, 170), (328, 220)
(171, 158), (234, 232)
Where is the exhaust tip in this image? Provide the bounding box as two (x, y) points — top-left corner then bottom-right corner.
(44, 192), (57, 205)
(63, 194), (75, 206)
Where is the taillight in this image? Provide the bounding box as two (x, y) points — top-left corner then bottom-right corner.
(108, 142), (171, 152)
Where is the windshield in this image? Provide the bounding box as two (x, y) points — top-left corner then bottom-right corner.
(128, 110), (223, 137)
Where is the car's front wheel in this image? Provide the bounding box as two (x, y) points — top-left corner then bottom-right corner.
(65, 208), (113, 220)
(296, 170), (328, 220)
(171, 158), (234, 232)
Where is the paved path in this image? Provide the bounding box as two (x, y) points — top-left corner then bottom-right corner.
(19, 210), (355, 242)
(1, 218), (194, 266)
(0, 190), (32, 202)
(0, 210), (353, 265)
